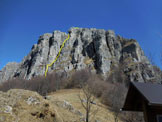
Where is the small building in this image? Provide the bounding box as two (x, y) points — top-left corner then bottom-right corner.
(122, 82), (162, 122)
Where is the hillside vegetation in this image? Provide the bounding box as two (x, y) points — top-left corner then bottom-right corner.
(0, 69), (144, 122)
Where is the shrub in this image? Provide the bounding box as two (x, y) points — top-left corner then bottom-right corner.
(0, 78), (27, 92)
(65, 69), (91, 88)
(0, 71), (66, 96)
(87, 75), (108, 97)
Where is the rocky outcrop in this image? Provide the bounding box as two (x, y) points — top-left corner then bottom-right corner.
(0, 62), (20, 81)
(0, 27), (162, 83)
(0, 89), (59, 122)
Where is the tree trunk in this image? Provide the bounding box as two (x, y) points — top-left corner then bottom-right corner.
(86, 110), (89, 122)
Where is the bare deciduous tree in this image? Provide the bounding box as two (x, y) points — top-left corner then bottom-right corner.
(160, 51), (162, 67)
(66, 69), (91, 88)
(121, 111), (144, 122)
(147, 52), (155, 65)
(102, 83), (127, 122)
(78, 83), (96, 122)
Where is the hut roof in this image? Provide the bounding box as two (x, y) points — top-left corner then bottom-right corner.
(122, 82), (162, 112)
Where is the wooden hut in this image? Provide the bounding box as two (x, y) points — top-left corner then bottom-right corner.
(122, 82), (162, 122)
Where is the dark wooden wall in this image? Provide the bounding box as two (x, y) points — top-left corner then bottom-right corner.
(143, 102), (162, 122)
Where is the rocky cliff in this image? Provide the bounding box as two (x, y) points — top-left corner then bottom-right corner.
(0, 27), (162, 83)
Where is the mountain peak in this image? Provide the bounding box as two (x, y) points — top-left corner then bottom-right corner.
(0, 27), (162, 83)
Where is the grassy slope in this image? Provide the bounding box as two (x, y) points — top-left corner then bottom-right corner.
(48, 89), (122, 122)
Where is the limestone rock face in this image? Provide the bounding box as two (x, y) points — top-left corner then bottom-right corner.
(0, 27), (162, 83)
(0, 62), (20, 81)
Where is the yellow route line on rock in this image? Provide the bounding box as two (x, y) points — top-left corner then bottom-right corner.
(45, 34), (70, 77)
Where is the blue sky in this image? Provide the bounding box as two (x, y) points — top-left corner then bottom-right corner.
(0, 0), (162, 70)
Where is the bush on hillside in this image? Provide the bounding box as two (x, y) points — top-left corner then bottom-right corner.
(65, 69), (91, 88)
(0, 72), (66, 96)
